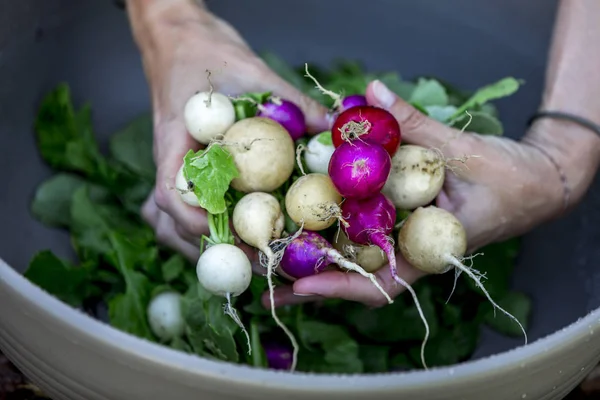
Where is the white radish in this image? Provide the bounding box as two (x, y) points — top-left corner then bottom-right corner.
(285, 173), (343, 231)
(222, 117), (295, 193)
(232, 192), (300, 372)
(398, 206), (527, 344)
(184, 91), (236, 144)
(147, 291), (185, 342)
(332, 230), (387, 273)
(382, 144), (445, 210)
(196, 243), (253, 352)
(175, 163), (201, 207)
(304, 131), (335, 175)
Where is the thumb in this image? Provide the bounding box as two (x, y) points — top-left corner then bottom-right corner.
(266, 74), (331, 134)
(365, 80), (457, 149)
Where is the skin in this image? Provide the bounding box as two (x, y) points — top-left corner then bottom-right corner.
(125, 0), (329, 262)
(126, 0), (600, 308)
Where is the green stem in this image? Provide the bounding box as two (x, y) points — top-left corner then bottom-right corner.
(205, 212), (235, 246)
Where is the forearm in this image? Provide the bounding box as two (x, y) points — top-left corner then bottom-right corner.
(526, 0), (600, 211)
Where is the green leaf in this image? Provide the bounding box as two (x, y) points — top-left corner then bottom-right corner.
(450, 77), (522, 119)
(451, 111), (504, 135)
(183, 145), (239, 214)
(483, 291), (531, 336)
(106, 232), (154, 340)
(315, 130), (333, 146)
(231, 92), (272, 120)
(425, 105), (458, 123)
(109, 114), (155, 181)
(409, 78), (449, 107)
(162, 254), (186, 283)
(31, 173), (110, 228)
(359, 345), (390, 373)
(24, 250), (92, 307)
(297, 320), (363, 373)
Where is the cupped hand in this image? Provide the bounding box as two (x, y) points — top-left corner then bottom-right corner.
(265, 79), (565, 308)
(129, 3), (329, 261)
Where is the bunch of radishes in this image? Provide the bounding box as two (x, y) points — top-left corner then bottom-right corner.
(161, 69), (526, 372)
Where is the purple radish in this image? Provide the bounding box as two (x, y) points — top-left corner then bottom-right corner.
(303, 63), (367, 114)
(340, 192), (430, 369)
(257, 97), (306, 140)
(264, 343), (293, 370)
(280, 231), (392, 304)
(340, 94), (367, 111)
(328, 141), (391, 199)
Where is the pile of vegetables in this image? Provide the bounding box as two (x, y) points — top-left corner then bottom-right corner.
(25, 53), (532, 374)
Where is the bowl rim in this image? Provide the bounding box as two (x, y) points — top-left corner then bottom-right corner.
(2, 257), (599, 392)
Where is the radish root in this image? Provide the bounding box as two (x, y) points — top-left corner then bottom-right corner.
(304, 63), (343, 109)
(224, 292), (251, 355)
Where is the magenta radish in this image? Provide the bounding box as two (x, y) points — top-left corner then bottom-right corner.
(264, 342), (293, 370)
(256, 97), (307, 140)
(279, 231), (392, 304)
(340, 192), (430, 369)
(331, 105), (401, 156)
(303, 63), (367, 114)
(398, 206), (527, 343)
(328, 141), (391, 199)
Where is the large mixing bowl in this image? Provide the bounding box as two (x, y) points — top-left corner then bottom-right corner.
(1, 1), (599, 399)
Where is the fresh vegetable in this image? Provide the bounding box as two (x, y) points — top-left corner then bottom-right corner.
(382, 144), (445, 210)
(284, 173), (343, 231)
(341, 192), (430, 368)
(25, 56), (532, 375)
(279, 231), (392, 304)
(332, 230), (387, 273)
(197, 243), (252, 297)
(303, 63), (367, 113)
(304, 131), (336, 175)
(232, 191), (299, 371)
(222, 117), (295, 193)
(175, 164), (200, 207)
(331, 105), (401, 156)
(183, 91), (236, 144)
(398, 206), (527, 343)
(147, 291), (185, 342)
(264, 343), (294, 370)
(328, 141), (391, 199)
(256, 97), (306, 140)
(340, 94), (368, 111)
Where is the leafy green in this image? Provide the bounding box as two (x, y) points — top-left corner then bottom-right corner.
(409, 78), (449, 107)
(231, 92), (272, 120)
(451, 111), (504, 135)
(316, 130), (333, 146)
(183, 145), (239, 214)
(483, 292), (532, 336)
(109, 114), (156, 181)
(450, 77), (522, 120)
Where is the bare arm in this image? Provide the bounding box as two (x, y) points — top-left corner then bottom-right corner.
(526, 0), (600, 213)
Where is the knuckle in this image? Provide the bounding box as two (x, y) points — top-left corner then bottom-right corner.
(155, 226), (172, 244)
(154, 184), (171, 212)
(397, 105), (428, 133)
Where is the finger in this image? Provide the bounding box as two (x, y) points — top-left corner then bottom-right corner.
(141, 189), (160, 227)
(292, 256), (426, 307)
(260, 285), (324, 308)
(365, 80), (459, 150)
(153, 120), (210, 237)
(154, 211), (201, 262)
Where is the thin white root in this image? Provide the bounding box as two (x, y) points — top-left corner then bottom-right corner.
(224, 292), (251, 355)
(295, 144), (307, 176)
(445, 254), (528, 344)
(303, 63), (342, 109)
(445, 268), (462, 304)
(325, 249), (393, 304)
(204, 69), (214, 107)
(258, 224), (305, 270)
(392, 273), (429, 370)
(263, 246), (300, 372)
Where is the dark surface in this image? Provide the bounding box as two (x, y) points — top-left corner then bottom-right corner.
(0, 0), (599, 370)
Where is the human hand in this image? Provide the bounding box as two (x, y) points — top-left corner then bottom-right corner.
(127, 2), (329, 261)
(265, 79), (566, 308)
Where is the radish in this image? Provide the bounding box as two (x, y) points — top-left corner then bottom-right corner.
(146, 291), (185, 342)
(256, 97), (306, 140)
(303, 63), (367, 113)
(328, 141), (391, 199)
(382, 144), (445, 210)
(175, 163), (201, 207)
(332, 230), (387, 273)
(196, 242), (253, 354)
(280, 231), (392, 304)
(184, 91), (236, 144)
(340, 192), (430, 369)
(232, 192), (299, 371)
(398, 206), (527, 343)
(264, 342), (293, 370)
(304, 131), (336, 175)
(331, 105), (401, 156)
(222, 117), (296, 193)
(284, 173), (343, 231)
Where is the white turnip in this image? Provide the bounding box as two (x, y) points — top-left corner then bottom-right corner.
(184, 91), (236, 144)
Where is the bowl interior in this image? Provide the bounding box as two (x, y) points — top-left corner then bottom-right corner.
(1, 0), (599, 364)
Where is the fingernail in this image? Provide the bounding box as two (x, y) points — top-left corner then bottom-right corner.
(293, 292), (315, 297)
(372, 80), (396, 109)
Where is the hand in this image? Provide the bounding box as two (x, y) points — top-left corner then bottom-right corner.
(128, 2), (329, 261)
(265, 79), (565, 308)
